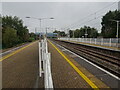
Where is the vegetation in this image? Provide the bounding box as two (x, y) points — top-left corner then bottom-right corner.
(2, 16), (38, 49)
(53, 30), (66, 37)
(53, 10), (119, 38)
(69, 26), (98, 38)
(29, 32), (38, 42)
(2, 10), (119, 49)
(101, 10), (120, 38)
(53, 26), (98, 38)
(2, 27), (18, 48)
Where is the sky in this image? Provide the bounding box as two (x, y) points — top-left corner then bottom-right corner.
(1, 1), (119, 33)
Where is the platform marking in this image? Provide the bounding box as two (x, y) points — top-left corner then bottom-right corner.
(48, 40), (99, 89)
(0, 43), (28, 56)
(0, 41), (37, 62)
(56, 43), (120, 81)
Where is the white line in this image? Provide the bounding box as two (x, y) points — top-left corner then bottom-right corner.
(56, 43), (120, 80)
(39, 42), (42, 77)
(0, 44), (27, 56)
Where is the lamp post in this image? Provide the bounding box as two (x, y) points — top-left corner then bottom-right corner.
(73, 30), (74, 38)
(109, 19), (119, 47)
(110, 19), (119, 38)
(67, 28), (70, 38)
(46, 27), (50, 37)
(85, 28), (88, 38)
(26, 17), (54, 38)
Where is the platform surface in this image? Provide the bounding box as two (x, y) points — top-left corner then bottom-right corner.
(48, 39), (109, 89)
(1, 39), (117, 89)
(2, 41), (44, 88)
(59, 39), (120, 51)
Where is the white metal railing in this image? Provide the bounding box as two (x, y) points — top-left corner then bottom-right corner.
(39, 38), (53, 89)
(59, 38), (120, 48)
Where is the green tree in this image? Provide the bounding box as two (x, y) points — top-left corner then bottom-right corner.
(74, 29), (80, 38)
(2, 16), (29, 43)
(101, 10), (120, 38)
(60, 31), (66, 37)
(28, 32), (39, 42)
(53, 30), (58, 33)
(53, 30), (66, 37)
(69, 26), (98, 38)
(69, 30), (73, 38)
(79, 27), (85, 38)
(2, 27), (18, 48)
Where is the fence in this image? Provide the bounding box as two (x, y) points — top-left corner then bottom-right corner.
(39, 38), (53, 89)
(59, 38), (120, 48)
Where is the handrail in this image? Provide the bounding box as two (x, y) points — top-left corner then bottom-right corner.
(39, 38), (53, 89)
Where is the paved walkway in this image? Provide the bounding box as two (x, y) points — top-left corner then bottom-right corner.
(48, 39), (109, 89)
(48, 40), (91, 88)
(61, 40), (120, 51)
(1, 39), (110, 89)
(2, 41), (44, 88)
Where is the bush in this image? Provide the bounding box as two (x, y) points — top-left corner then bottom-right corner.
(2, 27), (18, 48)
(28, 37), (35, 42)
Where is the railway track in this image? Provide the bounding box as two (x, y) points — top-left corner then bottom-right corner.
(51, 39), (120, 77)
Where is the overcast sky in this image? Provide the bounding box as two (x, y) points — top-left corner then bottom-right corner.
(2, 2), (119, 33)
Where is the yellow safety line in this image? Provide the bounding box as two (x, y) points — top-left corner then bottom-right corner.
(0, 41), (37, 62)
(48, 40), (99, 89)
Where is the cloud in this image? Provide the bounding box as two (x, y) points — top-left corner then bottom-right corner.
(2, 2), (118, 33)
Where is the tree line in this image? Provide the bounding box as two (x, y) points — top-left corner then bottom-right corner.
(69, 26), (98, 38)
(101, 10), (120, 38)
(53, 10), (120, 38)
(2, 16), (38, 48)
(1, 10), (119, 48)
(53, 26), (98, 38)
(53, 30), (66, 37)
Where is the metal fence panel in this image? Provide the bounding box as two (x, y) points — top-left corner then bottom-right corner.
(39, 38), (53, 89)
(59, 38), (120, 48)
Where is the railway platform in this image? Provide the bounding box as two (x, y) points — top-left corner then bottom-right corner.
(48, 39), (109, 89)
(1, 39), (119, 89)
(59, 39), (120, 51)
(2, 41), (44, 89)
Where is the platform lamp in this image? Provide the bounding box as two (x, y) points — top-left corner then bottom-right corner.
(26, 17), (54, 39)
(109, 19), (120, 47)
